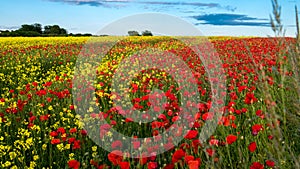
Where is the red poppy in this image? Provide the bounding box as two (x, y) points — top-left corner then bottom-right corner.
(184, 155), (194, 163)
(206, 148), (215, 157)
(112, 140), (123, 149)
(108, 150), (123, 166)
(172, 149), (185, 163)
(226, 134), (237, 145)
(147, 162), (158, 169)
(163, 164), (174, 169)
(250, 162), (264, 169)
(98, 164), (108, 169)
(265, 160), (275, 167)
(139, 153), (148, 165)
(133, 141), (140, 150)
(68, 159), (80, 169)
(209, 139), (219, 146)
(72, 140), (81, 150)
(188, 160), (199, 169)
(244, 92), (258, 104)
(238, 85), (247, 92)
(184, 130), (198, 139)
(202, 112), (214, 121)
(248, 142), (257, 152)
(28, 115), (36, 122)
(252, 124), (263, 136)
(119, 161), (130, 169)
(68, 137), (76, 144)
(57, 127), (66, 134)
(50, 131), (58, 137)
(70, 104), (75, 110)
(51, 138), (60, 145)
(80, 129), (87, 136)
(69, 128), (77, 134)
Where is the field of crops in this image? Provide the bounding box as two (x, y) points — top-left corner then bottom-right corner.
(0, 37), (299, 169)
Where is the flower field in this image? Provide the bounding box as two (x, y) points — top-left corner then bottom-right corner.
(0, 37), (299, 169)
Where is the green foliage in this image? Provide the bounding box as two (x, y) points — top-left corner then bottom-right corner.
(128, 30), (140, 36)
(0, 23), (92, 37)
(142, 30), (153, 36)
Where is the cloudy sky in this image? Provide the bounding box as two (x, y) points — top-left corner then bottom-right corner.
(0, 0), (299, 36)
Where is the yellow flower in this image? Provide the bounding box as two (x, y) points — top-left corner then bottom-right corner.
(26, 138), (33, 146)
(42, 144), (47, 150)
(92, 152), (97, 158)
(106, 131), (113, 137)
(48, 105), (53, 111)
(56, 143), (64, 151)
(11, 165), (18, 169)
(33, 155), (39, 161)
(88, 107), (94, 112)
(65, 144), (71, 150)
(92, 146), (97, 152)
(2, 161), (11, 167)
(30, 161), (36, 168)
(69, 153), (74, 159)
(9, 152), (17, 160)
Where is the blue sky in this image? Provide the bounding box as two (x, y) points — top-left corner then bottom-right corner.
(0, 0), (299, 36)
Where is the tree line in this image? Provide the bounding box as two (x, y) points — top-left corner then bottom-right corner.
(128, 30), (153, 36)
(0, 23), (92, 37)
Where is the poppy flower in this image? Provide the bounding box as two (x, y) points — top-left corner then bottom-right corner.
(244, 92), (258, 104)
(119, 161), (130, 169)
(72, 140), (81, 150)
(69, 128), (77, 134)
(147, 162), (158, 169)
(202, 112), (214, 121)
(112, 140), (123, 149)
(250, 162), (264, 169)
(163, 164), (174, 169)
(265, 160), (275, 167)
(68, 159), (80, 169)
(133, 141), (140, 150)
(139, 153), (148, 165)
(57, 127), (66, 134)
(108, 150), (123, 166)
(209, 139), (219, 146)
(226, 134), (237, 145)
(51, 138), (60, 145)
(50, 131), (58, 137)
(248, 142), (257, 152)
(206, 148), (215, 156)
(172, 149), (185, 163)
(252, 124), (263, 136)
(184, 130), (198, 139)
(184, 155), (194, 163)
(188, 160), (199, 169)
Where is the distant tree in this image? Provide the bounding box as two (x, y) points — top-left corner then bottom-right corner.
(19, 24), (35, 32)
(0, 23), (93, 37)
(44, 25), (51, 34)
(51, 25), (61, 34)
(0, 30), (10, 37)
(33, 23), (42, 34)
(17, 23), (42, 34)
(128, 30), (140, 36)
(60, 28), (67, 35)
(142, 30), (153, 36)
(83, 33), (92, 36)
(44, 25), (68, 35)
